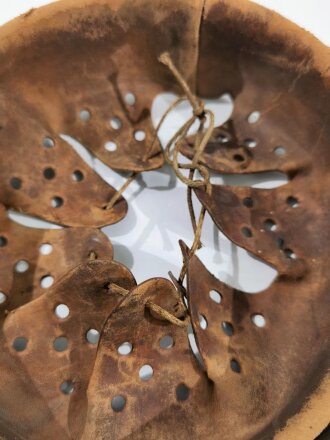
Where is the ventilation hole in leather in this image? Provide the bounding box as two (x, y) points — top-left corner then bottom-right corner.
(221, 321), (234, 336)
(111, 395), (126, 412)
(251, 314), (266, 328)
(233, 154), (245, 162)
(39, 243), (53, 255)
(247, 111), (260, 124)
(43, 168), (56, 180)
(176, 383), (190, 401)
(284, 248), (297, 260)
(209, 289), (222, 304)
(199, 314), (208, 330)
(139, 365), (153, 381)
(110, 117), (122, 130)
(134, 130), (146, 142)
(241, 227), (253, 238)
(55, 304), (70, 319)
(243, 197), (254, 208)
(274, 146), (286, 156)
(159, 335), (174, 349)
(86, 329), (100, 345)
(51, 197), (63, 208)
(263, 219), (277, 232)
(125, 93), (136, 106)
(216, 133), (229, 143)
(244, 139), (257, 148)
(40, 275), (54, 289)
(79, 109), (91, 122)
(15, 260), (29, 273)
(43, 137), (55, 148)
(277, 237), (285, 249)
(72, 170), (84, 182)
(230, 359), (241, 373)
(287, 196), (299, 208)
(53, 336), (68, 352)
(13, 337), (28, 352)
(0, 236), (7, 247)
(60, 380), (74, 395)
(10, 177), (22, 190)
(118, 342), (132, 355)
(0, 292), (7, 305)
(104, 141), (117, 152)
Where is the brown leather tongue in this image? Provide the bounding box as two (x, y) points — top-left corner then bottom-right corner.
(82, 278), (211, 440)
(0, 94), (128, 227)
(194, 181), (311, 278)
(0, 203), (114, 318)
(1, 259), (136, 439)
(0, 0), (204, 174)
(186, 251), (330, 440)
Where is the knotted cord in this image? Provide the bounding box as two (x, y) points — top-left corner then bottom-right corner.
(104, 51), (215, 303)
(158, 52), (214, 283)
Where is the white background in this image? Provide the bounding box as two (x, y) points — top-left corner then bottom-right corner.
(1, 1), (329, 292)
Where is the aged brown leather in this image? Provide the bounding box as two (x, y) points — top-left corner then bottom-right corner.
(186, 1), (330, 437)
(1, 259), (136, 439)
(186, 251), (330, 440)
(0, 203), (114, 318)
(0, 0), (203, 177)
(0, 93), (128, 227)
(0, 0), (329, 439)
(181, 0), (330, 177)
(82, 278), (210, 440)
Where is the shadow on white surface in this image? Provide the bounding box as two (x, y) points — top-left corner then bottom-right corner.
(101, 92), (279, 290)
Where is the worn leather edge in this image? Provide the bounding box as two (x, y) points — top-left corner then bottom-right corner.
(0, 1), (328, 438)
(274, 372), (330, 440)
(199, 2), (330, 438)
(203, 0), (330, 77)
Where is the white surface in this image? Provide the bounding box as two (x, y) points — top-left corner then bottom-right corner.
(1, 1), (329, 292)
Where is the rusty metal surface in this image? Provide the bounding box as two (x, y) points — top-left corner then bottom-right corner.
(0, 203), (114, 318)
(0, 0), (329, 439)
